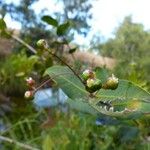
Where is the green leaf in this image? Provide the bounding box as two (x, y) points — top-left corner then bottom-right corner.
(95, 67), (109, 83)
(44, 65), (150, 118)
(69, 48), (77, 54)
(42, 15), (58, 27)
(44, 65), (88, 99)
(87, 68), (150, 118)
(67, 98), (98, 115)
(97, 80), (150, 100)
(0, 19), (7, 30)
(89, 80), (150, 118)
(57, 22), (70, 36)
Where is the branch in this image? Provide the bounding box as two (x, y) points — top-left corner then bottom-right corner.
(34, 72), (78, 92)
(7, 31), (84, 85)
(0, 135), (40, 150)
(7, 31), (37, 54)
(46, 48), (85, 85)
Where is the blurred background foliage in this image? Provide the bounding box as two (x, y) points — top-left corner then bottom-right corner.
(0, 52), (38, 96)
(97, 16), (150, 89)
(0, 0), (150, 149)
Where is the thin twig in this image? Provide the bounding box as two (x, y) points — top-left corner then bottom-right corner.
(11, 34), (37, 54)
(0, 135), (39, 150)
(6, 31), (37, 54)
(8, 31), (84, 85)
(34, 72), (77, 92)
(34, 78), (52, 92)
(46, 48), (85, 85)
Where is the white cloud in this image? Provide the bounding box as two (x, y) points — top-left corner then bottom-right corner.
(91, 0), (150, 37)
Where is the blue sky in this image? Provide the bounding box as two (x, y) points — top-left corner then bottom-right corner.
(4, 0), (150, 46)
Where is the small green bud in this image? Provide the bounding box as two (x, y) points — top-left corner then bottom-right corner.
(86, 78), (102, 93)
(82, 69), (95, 81)
(105, 74), (119, 90)
(36, 39), (48, 49)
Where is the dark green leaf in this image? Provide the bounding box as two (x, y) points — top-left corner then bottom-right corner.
(41, 15), (58, 27)
(57, 22), (70, 36)
(69, 48), (77, 54)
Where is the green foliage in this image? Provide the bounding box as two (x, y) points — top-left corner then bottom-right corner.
(0, 18), (6, 30)
(44, 65), (88, 99)
(99, 16), (150, 87)
(1, 0), (92, 39)
(57, 22), (70, 36)
(45, 65), (150, 118)
(42, 15), (70, 36)
(0, 4), (150, 149)
(42, 16), (58, 27)
(0, 52), (38, 96)
(2, 108), (150, 150)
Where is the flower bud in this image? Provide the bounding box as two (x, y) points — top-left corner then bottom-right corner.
(26, 77), (35, 87)
(36, 39), (48, 49)
(82, 69), (95, 81)
(24, 91), (33, 99)
(86, 78), (102, 93)
(105, 74), (119, 90)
